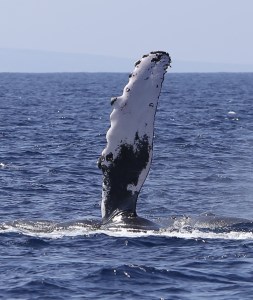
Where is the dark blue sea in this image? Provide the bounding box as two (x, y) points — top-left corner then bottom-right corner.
(1, 72), (253, 299)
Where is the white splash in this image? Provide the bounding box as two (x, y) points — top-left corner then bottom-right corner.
(1, 222), (253, 240)
(0, 162), (6, 168)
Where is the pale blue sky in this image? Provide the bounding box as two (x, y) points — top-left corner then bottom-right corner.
(0, 0), (253, 71)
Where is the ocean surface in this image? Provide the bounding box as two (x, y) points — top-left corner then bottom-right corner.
(1, 72), (253, 299)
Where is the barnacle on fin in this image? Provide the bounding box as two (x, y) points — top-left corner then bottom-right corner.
(111, 97), (117, 106)
(135, 60), (141, 67)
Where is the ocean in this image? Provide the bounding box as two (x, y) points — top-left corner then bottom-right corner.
(0, 72), (253, 299)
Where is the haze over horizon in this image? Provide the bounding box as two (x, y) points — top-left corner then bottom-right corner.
(1, 48), (253, 73)
(0, 0), (253, 72)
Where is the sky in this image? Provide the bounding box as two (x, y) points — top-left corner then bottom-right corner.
(0, 0), (253, 72)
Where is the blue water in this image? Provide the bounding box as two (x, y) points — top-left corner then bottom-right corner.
(1, 72), (253, 299)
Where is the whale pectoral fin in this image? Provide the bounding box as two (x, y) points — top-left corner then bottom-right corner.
(99, 51), (171, 223)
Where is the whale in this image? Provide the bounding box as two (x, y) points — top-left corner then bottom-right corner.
(98, 51), (170, 230)
(96, 51), (251, 231)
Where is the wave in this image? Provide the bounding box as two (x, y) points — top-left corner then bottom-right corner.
(1, 219), (253, 241)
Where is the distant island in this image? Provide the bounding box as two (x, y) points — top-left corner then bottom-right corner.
(0, 48), (253, 73)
